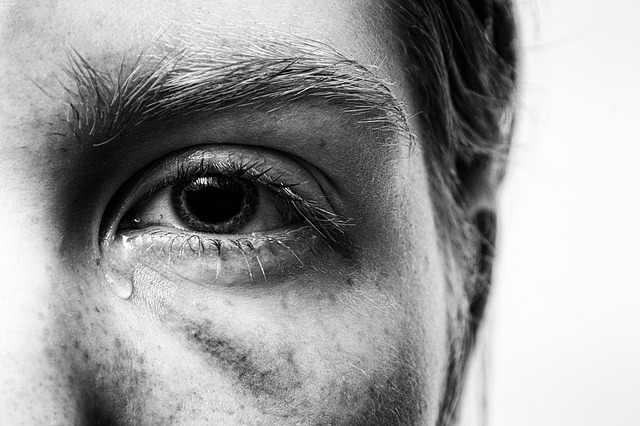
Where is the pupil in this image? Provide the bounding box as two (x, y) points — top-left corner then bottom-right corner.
(176, 176), (258, 232)
(183, 186), (245, 224)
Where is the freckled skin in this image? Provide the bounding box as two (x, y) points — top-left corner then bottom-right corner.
(0, 1), (454, 425)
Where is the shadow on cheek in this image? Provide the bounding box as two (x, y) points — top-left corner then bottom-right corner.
(352, 349), (424, 426)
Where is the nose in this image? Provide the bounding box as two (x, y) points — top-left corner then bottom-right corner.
(0, 148), (85, 424)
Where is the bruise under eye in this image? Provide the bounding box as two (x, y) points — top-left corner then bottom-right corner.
(173, 175), (259, 234)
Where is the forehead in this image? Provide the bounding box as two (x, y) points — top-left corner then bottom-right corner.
(1, 0), (397, 75)
(0, 0), (415, 153)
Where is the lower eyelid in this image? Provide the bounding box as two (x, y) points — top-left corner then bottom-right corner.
(113, 226), (318, 288)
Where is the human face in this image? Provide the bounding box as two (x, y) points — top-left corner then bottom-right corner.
(0, 1), (451, 424)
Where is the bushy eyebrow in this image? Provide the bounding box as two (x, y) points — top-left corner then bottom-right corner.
(60, 37), (411, 146)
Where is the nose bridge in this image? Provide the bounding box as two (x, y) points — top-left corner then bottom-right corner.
(0, 150), (83, 424)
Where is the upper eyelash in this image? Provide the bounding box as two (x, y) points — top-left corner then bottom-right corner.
(174, 158), (297, 190)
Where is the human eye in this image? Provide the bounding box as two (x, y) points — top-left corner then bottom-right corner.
(101, 145), (349, 291)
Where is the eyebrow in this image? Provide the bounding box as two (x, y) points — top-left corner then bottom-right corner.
(59, 36), (411, 146)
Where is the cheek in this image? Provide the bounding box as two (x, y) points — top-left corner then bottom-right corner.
(144, 267), (425, 423)
(61, 257), (443, 425)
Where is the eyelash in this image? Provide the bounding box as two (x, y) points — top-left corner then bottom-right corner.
(105, 149), (353, 285)
(116, 227), (316, 283)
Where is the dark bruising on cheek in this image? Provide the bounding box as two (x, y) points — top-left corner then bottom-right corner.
(182, 318), (302, 402)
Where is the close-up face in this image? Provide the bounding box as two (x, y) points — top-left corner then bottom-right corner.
(0, 1), (516, 425)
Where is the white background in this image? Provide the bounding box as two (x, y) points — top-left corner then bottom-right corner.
(477, 0), (640, 425)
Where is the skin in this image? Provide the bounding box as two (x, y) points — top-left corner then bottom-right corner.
(0, 0), (496, 424)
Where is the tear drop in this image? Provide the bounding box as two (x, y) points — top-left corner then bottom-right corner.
(106, 272), (133, 300)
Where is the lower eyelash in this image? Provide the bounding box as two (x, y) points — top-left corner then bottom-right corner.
(119, 225), (313, 261)
(113, 226), (327, 287)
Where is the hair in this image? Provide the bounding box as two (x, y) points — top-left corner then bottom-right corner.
(388, 0), (518, 424)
